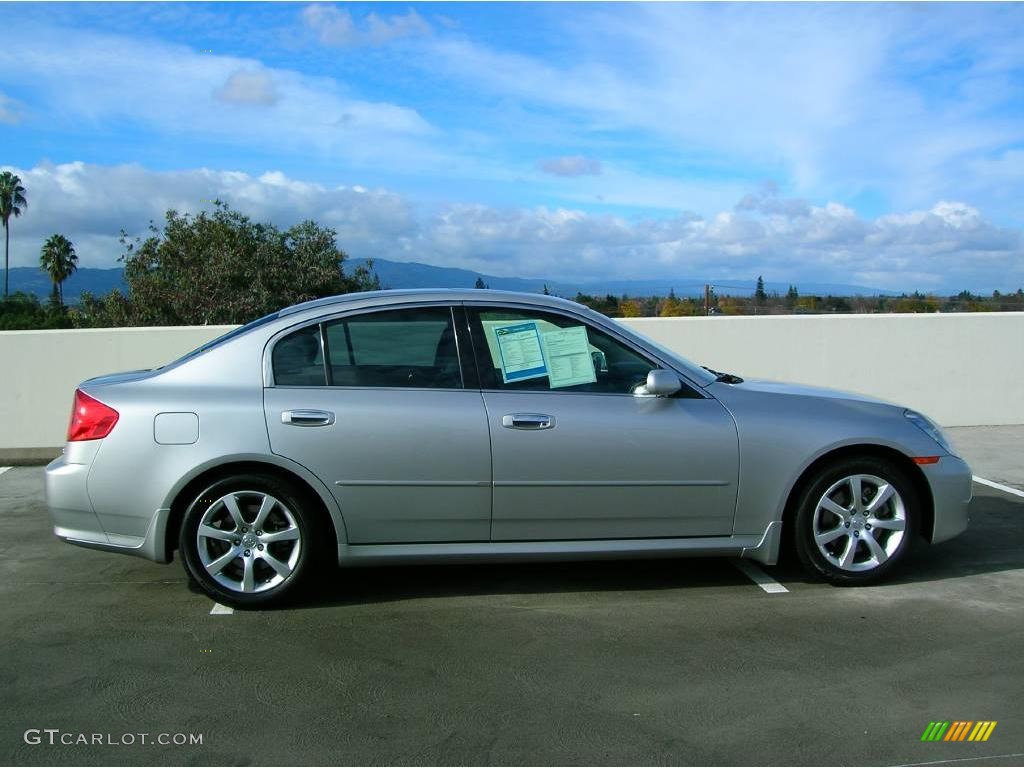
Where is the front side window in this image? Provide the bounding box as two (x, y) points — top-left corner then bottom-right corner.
(468, 307), (656, 394)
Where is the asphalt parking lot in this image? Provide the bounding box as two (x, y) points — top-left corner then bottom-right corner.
(1, 437), (1022, 766)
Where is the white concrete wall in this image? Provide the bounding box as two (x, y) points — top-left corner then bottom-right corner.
(1, 313), (1021, 453)
(619, 313), (1024, 428)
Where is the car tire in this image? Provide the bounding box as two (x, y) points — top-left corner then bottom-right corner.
(180, 474), (319, 608)
(793, 456), (920, 585)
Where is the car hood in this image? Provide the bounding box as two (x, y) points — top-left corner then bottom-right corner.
(716, 378), (896, 407)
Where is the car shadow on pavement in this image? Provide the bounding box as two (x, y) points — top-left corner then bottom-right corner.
(285, 556), (751, 611)
(241, 486), (1024, 610)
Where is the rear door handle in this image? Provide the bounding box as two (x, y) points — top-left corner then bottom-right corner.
(502, 413), (555, 430)
(281, 409), (335, 427)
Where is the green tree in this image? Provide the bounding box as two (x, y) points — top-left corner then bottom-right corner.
(474, 276), (488, 289)
(71, 289), (133, 328)
(619, 298), (642, 317)
(0, 291), (72, 330)
(755, 275), (767, 304)
(0, 172), (28, 299)
(542, 284), (550, 295)
(39, 234), (78, 308)
(87, 202), (378, 326)
(785, 284), (799, 310)
(659, 288), (682, 316)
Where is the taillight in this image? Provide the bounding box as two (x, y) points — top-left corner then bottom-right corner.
(67, 389), (119, 442)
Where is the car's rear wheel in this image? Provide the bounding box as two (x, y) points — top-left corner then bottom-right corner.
(180, 474), (317, 608)
(793, 457), (920, 585)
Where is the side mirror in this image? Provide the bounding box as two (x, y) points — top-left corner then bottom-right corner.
(637, 369), (681, 397)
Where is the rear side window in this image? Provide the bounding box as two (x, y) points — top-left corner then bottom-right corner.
(272, 308), (463, 389)
(272, 325), (326, 386)
(324, 307), (462, 389)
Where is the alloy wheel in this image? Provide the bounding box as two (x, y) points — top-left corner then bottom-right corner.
(195, 490), (302, 593)
(811, 473), (907, 572)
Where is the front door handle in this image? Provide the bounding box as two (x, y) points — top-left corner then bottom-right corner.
(281, 409), (335, 427)
(502, 413), (555, 430)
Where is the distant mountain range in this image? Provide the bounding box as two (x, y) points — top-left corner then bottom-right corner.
(346, 258), (902, 297)
(6, 266), (128, 303)
(5, 259), (901, 304)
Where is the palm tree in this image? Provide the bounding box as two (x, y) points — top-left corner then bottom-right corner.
(39, 234), (78, 308)
(0, 172), (28, 299)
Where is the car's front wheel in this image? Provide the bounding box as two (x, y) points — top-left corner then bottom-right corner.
(793, 457), (920, 585)
(180, 474), (317, 608)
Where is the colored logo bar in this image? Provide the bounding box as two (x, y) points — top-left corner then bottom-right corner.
(921, 721), (997, 742)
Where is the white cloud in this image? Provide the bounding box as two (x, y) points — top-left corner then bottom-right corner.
(215, 69), (279, 106)
(415, 4), (1024, 218)
(3, 162), (1021, 291)
(736, 182), (811, 219)
(301, 5), (357, 46)
(0, 90), (23, 124)
(302, 5), (431, 47)
(0, 162), (417, 269)
(0, 25), (434, 166)
(539, 156), (602, 177)
(5, 6), (1020, 228)
(365, 9), (431, 45)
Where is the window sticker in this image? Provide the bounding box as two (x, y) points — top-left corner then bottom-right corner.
(493, 322), (548, 383)
(541, 326), (597, 388)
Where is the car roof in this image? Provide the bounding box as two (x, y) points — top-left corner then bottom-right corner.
(278, 288), (585, 317)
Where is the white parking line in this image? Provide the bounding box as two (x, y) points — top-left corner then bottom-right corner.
(973, 475), (1024, 500)
(897, 752), (1024, 767)
(209, 602), (234, 615)
(0, 467), (11, 477)
(730, 558), (789, 594)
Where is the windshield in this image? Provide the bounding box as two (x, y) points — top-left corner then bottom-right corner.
(162, 311), (281, 368)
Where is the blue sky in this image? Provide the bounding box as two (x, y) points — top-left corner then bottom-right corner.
(1, 2), (1023, 291)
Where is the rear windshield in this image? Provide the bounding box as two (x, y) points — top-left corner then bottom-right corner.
(163, 311), (281, 368)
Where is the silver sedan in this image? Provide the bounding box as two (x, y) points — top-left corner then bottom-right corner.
(45, 289), (972, 607)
